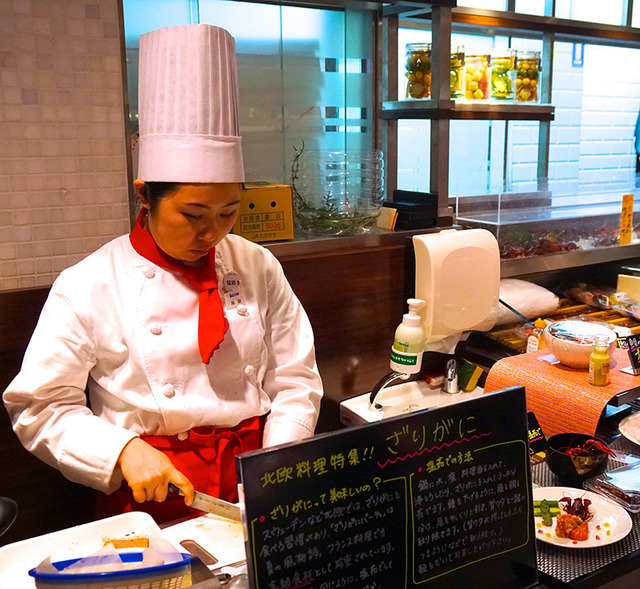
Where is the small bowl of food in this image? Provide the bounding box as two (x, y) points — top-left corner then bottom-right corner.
(544, 320), (617, 369)
(546, 433), (614, 483)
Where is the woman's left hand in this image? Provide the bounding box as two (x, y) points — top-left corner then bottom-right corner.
(117, 437), (195, 505)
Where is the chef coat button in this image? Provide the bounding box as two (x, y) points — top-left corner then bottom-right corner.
(177, 431), (188, 441)
(143, 268), (155, 279)
(162, 384), (175, 398)
(150, 325), (162, 335)
(244, 364), (255, 376)
(237, 305), (248, 316)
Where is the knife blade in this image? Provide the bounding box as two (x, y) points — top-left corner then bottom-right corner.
(168, 483), (242, 522)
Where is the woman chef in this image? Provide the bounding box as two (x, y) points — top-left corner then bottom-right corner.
(2, 24), (323, 523)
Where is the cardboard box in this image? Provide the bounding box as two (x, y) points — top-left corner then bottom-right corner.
(232, 183), (295, 242)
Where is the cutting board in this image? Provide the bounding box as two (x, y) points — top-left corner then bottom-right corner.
(160, 513), (246, 569)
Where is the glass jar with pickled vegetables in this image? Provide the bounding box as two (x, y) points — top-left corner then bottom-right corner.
(405, 43), (431, 99)
(490, 49), (516, 100)
(450, 47), (465, 99)
(515, 50), (541, 103)
(464, 53), (490, 100)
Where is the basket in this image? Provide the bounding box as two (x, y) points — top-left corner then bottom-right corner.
(28, 552), (192, 589)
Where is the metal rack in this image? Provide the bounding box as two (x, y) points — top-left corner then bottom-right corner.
(378, 3), (556, 222)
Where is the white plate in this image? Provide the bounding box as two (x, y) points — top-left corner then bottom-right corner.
(533, 487), (632, 548)
(619, 412), (640, 446)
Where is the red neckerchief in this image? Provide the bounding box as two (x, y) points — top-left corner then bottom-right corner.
(129, 210), (228, 364)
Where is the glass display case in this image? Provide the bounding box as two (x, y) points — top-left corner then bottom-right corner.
(455, 178), (640, 259)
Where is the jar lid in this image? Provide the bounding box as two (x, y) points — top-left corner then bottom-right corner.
(406, 42), (431, 52)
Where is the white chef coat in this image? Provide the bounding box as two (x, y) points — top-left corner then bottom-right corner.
(3, 233), (323, 494)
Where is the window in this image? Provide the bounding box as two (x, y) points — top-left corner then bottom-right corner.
(123, 0), (374, 186)
(396, 16), (640, 200)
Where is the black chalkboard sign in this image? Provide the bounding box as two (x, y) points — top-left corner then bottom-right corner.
(237, 386), (537, 589)
(621, 334), (640, 375)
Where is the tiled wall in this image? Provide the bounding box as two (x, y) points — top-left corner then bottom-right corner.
(0, 0), (131, 291)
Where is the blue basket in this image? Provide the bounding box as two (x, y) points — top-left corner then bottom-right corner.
(28, 552), (193, 588)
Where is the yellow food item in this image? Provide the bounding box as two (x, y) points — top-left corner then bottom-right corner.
(105, 537), (150, 549)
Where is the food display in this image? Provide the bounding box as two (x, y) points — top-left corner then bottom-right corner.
(450, 48), (465, 98)
(585, 461), (640, 513)
(457, 195), (640, 260)
(515, 50), (541, 103)
(554, 497), (593, 541)
(490, 50), (516, 100)
(562, 438), (616, 458)
(405, 43), (431, 99)
(464, 53), (490, 100)
(543, 319), (618, 369)
(532, 487), (633, 548)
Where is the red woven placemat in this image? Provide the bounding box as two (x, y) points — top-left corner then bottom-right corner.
(485, 348), (638, 437)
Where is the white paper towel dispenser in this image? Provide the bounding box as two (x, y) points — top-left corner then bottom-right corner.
(413, 228), (500, 354)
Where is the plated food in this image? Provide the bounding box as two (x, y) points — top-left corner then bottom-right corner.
(546, 433), (612, 483)
(533, 487), (632, 548)
(619, 412), (640, 447)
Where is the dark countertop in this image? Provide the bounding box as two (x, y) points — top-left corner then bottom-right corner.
(530, 436), (640, 588)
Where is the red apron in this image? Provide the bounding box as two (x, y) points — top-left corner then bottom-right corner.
(96, 416), (264, 524)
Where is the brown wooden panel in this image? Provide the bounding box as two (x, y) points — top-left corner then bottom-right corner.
(0, 288), (97, 544)
(280, 244), (410, 357)
(280, 244), (412, 433)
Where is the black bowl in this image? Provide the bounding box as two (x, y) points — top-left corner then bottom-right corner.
(546, 433), (609, 483)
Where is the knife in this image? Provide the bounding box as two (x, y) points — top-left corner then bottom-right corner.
(168, 483), (242, 522)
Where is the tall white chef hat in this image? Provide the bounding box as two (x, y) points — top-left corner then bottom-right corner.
(137, 24), (244, 183)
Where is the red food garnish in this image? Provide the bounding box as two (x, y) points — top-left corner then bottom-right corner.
(564, 439), (616, 458)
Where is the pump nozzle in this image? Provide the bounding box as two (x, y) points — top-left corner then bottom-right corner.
(403, 298), (425, 329)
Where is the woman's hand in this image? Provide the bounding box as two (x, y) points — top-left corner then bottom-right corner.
(117, 437), (194, 505)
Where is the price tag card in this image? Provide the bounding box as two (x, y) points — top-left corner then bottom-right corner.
(620, 335), (640, 376)
(527, 411), (548, 464)
(620, 193), (634, 245)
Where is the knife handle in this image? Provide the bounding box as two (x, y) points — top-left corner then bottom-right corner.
(168, 483), (184, 496)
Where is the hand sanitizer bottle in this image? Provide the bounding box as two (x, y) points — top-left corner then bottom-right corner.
(390, 299), (425, 374)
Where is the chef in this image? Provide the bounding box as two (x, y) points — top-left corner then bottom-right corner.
(3, 24), (323, 523)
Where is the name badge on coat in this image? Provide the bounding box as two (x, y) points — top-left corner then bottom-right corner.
(222, 272), (245, 308)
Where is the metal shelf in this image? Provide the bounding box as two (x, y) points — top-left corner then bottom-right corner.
(382, 100), (555, 121)
(501, 244), (640, 278)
